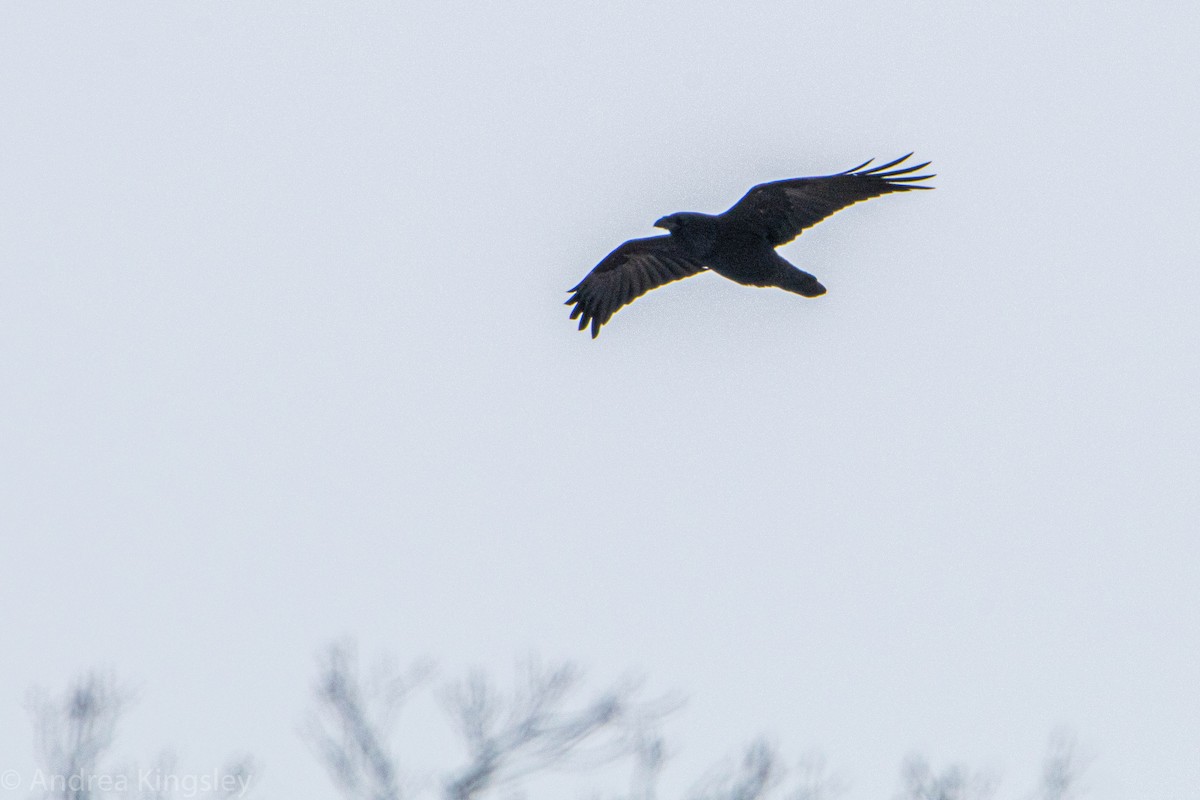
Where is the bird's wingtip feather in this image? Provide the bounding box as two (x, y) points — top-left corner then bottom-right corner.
(841, 158), (873, 174)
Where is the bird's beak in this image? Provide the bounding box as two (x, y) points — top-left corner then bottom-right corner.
(654, 216), (674, 232)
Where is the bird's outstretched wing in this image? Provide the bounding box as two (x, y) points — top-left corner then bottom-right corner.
(567, 235), (707, 338)
(722, 154), (935, 247)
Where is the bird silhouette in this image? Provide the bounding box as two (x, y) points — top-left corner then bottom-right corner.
(566, 154), (934, 337)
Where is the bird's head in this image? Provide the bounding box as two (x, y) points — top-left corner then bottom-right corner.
(655, 212), (709, 234)
(653, 212), (717, 256)
(653, 213), (682, 233)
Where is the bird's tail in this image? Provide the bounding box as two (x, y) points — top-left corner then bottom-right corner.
(774, 266), (827, 297)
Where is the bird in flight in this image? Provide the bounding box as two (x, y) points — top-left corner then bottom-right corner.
(566, 154), (934, 337)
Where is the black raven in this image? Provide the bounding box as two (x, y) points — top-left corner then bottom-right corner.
(566, 154), (934, 337)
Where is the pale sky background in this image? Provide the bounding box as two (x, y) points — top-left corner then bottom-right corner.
(3, 2), (1199, 799)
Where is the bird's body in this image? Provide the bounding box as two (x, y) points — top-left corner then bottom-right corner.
(698, 219), (826, 296)
(566, 154), (933, 337)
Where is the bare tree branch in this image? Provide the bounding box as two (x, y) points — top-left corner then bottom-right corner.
(442, 659), (669, 800)
(788, 752), (845, 800)
(1039, 731), (1084, 800)
(301, 643), (1090, 800)
(628, 726), (666, 800)
(28, 672), (126, 800)
(303, 644), (430, 800)
(687, 740), (780, 800)
(895, 756), (997, 800)
(28, 673), (252, 800)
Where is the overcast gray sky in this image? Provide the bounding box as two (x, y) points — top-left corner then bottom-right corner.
(3, 2), (1199, 799)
